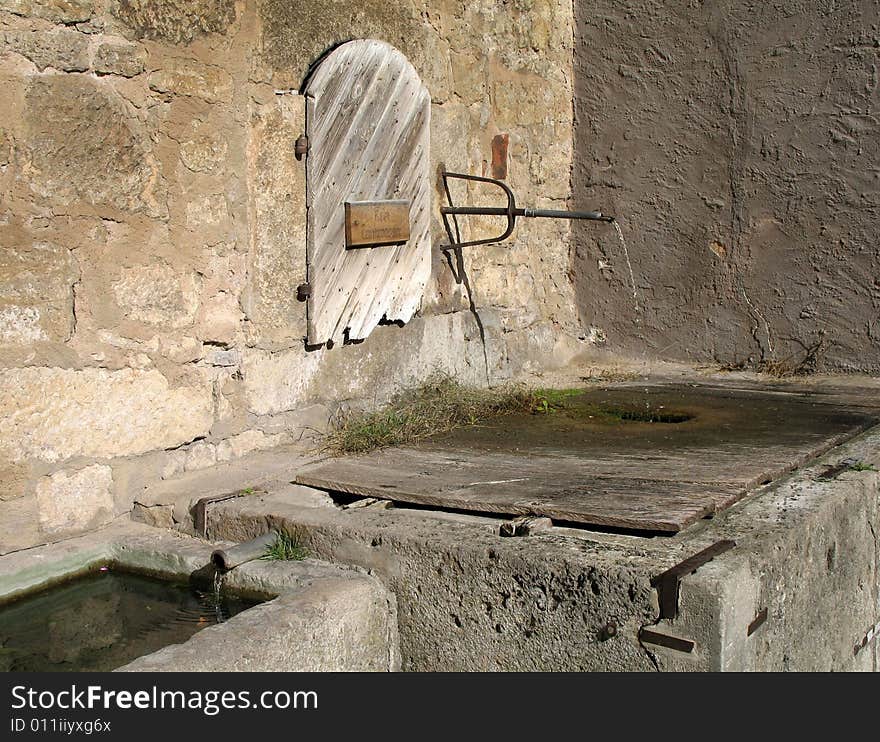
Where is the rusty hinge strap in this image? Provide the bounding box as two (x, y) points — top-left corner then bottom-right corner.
(651, 540), (736, 620)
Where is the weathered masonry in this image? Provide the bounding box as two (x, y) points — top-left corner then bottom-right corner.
(0, 1), (579, 553)
(1, 1), (879, 673)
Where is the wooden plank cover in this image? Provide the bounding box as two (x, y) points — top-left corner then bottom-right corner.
(295, 384), (880, 533)
(296, 449), (735, 532)
(304, 40), (431, 345)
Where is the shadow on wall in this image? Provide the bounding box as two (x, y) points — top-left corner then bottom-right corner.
(571, 0), (880, 374)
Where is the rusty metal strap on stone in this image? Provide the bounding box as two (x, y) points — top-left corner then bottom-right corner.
(639, 628), (695, 654)
(747, 607), (768, 636)
(651, 540), (736, 620)
(854, 619), (880, 657)
(192, 492), (250, 538)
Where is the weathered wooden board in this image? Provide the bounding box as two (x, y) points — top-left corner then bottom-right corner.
(295, 384), (880, 533)
(296, 449), (741, 532)
(304, 40), (431, 345)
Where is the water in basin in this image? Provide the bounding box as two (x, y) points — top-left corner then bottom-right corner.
(0, 565), (258, 672)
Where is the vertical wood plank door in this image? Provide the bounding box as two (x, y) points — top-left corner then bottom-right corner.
(304, 40), (432, 346)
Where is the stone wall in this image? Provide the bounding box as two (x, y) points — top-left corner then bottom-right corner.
(0, 0), (580, 552)
(572, 0), (880, 373)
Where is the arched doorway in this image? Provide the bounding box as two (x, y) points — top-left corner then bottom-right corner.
(303, 39), (431, 347)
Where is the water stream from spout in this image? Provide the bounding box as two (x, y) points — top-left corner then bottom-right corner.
(613, 220), (640, 313)
(212, 568), (225, 623)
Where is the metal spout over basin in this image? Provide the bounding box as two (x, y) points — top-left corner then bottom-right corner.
(211, 532), (277, 572)
(440, 170), (614, 250)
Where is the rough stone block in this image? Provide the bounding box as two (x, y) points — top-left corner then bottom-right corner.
(179, 132), (228, 173)
(0, 306), (46, 344)
(183, 440), (216, 471)
(93, 38), (147, 78)
(0, 0), (93, 25)
(257, 0), (423, 84)
(0, 496), (39, 554)
(130, 502), (175, 528)
(0, 460), (30, 502)
(184, 193), (229, 229)
(215, 429), (283, 462)
(241, 347), (321, 416)
(24, 75), (165, 217)
(241, 313), (488, 416)
(0, 239), (78, 344)
(113, 0), (236, 44)
(244, 94), (306, 345)
(1, 28), (89, 72)
(204, 346), (239, 367)
(0, 367), (213, 463)
(196, 294), (241, 345)
(112, 265), (200, 328)
(149, 58), (233, 104)
(146, 334), (203, 364)
(35, 464), (113, 536)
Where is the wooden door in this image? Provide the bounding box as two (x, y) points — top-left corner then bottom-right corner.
(304, 40), (432, 346)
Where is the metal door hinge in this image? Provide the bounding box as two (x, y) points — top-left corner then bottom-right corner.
(295, 134), (309, 160)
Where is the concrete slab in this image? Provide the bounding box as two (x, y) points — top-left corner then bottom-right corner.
(30, 371), (876, 672)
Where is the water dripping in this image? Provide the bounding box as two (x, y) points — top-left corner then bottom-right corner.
(612, 220), (640, 314)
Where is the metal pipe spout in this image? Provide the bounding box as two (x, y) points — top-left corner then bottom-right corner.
(211, 532), (277, 572)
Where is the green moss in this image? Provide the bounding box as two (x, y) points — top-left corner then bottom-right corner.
(531, 388), (582, 413)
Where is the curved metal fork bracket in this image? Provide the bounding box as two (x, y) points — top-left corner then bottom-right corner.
(440, 171), (517, 250)
(440, 169), (614, 252)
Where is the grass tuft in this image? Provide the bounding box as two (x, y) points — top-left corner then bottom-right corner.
(262, 531), (308, 561)
(324, 377), (701, 456)
(850, 461), (878, 472)
(326, 375), (549, 455)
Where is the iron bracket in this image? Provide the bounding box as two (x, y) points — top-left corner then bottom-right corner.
(192, 491), (251, 538)
(748, 607), (768, 636)
(651, 540), (736, 620)
(854, 618), (880, 656)
(639, 628), (696, 654)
